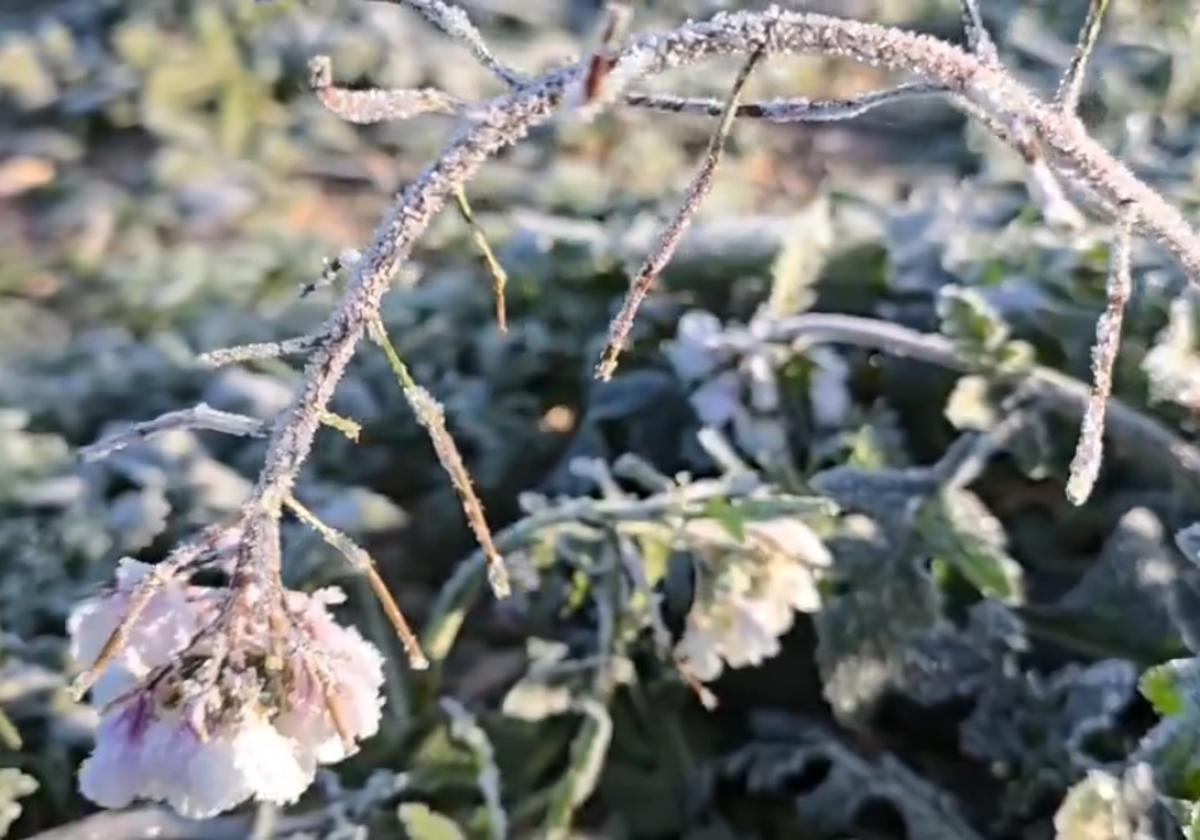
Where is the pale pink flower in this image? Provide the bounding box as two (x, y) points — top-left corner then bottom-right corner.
(70, 579), (385, 818)
(68, 559), (218, 705)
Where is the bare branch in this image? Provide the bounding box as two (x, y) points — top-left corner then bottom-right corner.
(594, 50), (762, 381)
(368, 316), (510, 598)
(1055, 0), (1111, 112)
(1066, 211), (1134, 505)
(80, 403), (266, 461)
(373, 0), (525, 87)
(772, 313), (1200, 492)
(626, 81), (947, 123)
(198, 336), (320, 368)
(309, 55), (462, 124)
(284, 495), (428, 669)
(454, 187), (509, 332)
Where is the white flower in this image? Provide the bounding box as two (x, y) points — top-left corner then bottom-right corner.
(674, 517), (830, 683)
(71, 580), (385, 818)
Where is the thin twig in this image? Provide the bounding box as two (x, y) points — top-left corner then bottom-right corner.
(374, 0), (525, 86)
(626, 82), (947, 122)
(309, 55), (463, 124)
(772, 313), (1200, 493)
(1055, 0), (1112, 112)
(368, 316), (510, 598)
(1066, 211), (1134, 505)
(454, 187), (509, 332)
(80, 404), (266, 461)
(284, 495), (429, 669)
(594, 49), (762, 381)
(958, 0), (998, 61)
(198, 336), (320, 368)
(320, 411), (362, 442)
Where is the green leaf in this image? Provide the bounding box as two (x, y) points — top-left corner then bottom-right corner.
(915, 488), (1024, 604)
(1139, 658), (1200, 718)
(1134, 712), (1200, 801)
(722, 713), (983, 839)
(398, 803), (468, 840)
(702, 496), (746, 542)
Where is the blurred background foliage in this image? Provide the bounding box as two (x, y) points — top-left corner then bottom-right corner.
(7, 0), (1200, 837)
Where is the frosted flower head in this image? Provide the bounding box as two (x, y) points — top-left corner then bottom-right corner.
(70, 572), (384, 818)
(674, 517), (831, 683)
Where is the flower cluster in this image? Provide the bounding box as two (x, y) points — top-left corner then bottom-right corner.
(69, 559), (384, 818)
(674, 517), (831, 682)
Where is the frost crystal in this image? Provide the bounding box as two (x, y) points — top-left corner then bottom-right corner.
(69, 563), (384, 818)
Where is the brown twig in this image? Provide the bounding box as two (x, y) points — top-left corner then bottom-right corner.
(594, 49), (762, 381)
(367, 316), (510, 598)
(284, 495), (429, 669)
(454, 187), (510, 332)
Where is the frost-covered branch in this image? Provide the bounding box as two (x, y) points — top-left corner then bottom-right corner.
(198, 336), (321, 368)
(1066, 210), (1134, 504)
(595, 49), (761, 380)
(626, 82), (946, 122)
(775, 313), (1200, 489)
(79, 403), (266, 461)
(375, 0), (525, 86)
(1055, 0), (1111, 112)
(310, 55), (463, 123)
(958, 0), (996, 60)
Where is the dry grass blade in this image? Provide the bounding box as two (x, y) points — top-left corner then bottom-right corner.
(368, 316), (510, 598)
(1055, 0), (1112, 112)
(594, 50), (762, 381)
(309, 56), (461, 124)
(1066, 212), (1134, 505)
(284, 495), (429, 669)
(454, 187), (509, 332)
